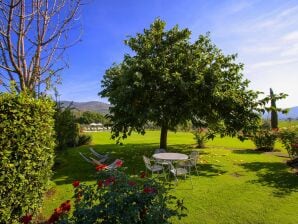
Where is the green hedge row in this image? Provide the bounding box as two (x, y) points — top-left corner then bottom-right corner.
(0, 93), (55, 223)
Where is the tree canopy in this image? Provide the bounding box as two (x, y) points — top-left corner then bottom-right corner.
(100, 19), (261, 149)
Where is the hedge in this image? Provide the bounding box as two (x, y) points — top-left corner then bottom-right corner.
(0, 92), (55, 223)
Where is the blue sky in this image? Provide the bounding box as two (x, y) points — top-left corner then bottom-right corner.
(57, 0), (298, 108)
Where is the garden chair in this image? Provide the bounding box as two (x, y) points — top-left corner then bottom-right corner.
(89, 147), (109, 162)
(154, 148), (167, 154)
(178, 151), (199, 175)
(79, 152), (104, 166)
(106, 159), (124, 170)
(143, 156), (167, 180)
(169, 162), (193, 188)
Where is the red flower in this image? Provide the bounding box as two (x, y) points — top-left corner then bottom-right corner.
(98, 180), (103, 188)
(115, 160), (123, 167)
(20, 214), (32, 224)
(143, 187), (157, 194)
(96, 164), (108, 171)
(140, 171), (146, 178)
(104, 176), (115, 186)
(60, 200), (71, 212)
(72, 180), (80, 188)
(48, 200), (71, 223)
(128, 181), (136, 186)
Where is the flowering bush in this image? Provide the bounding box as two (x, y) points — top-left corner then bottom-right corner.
(52, 166), (187, 223)
(251, 122), (278, 151)
(278, 126), (298, 158)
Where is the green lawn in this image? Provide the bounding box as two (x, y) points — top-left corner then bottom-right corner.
(41, 131), (298, 224)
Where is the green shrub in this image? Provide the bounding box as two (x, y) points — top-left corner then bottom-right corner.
(52, 167), (187, 223)
(279, 126), (298, 158)
(193, 128), (209, 148)
(54, 105), (80, 150)
(78, 134), (92, 146)
(251, 123), (277, 151)
(0, 92), (55, 223)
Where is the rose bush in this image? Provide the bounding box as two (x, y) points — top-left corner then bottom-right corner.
(278, 126), (298, 158)
(50, 165), (187, 223)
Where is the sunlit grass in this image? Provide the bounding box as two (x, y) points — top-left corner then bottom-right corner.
(41, 131), (298, 224)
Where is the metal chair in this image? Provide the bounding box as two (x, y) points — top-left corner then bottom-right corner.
(106, 159), (123, 170)
(79, 152), (102, 165)
(178, 151), (199, 175)
(89, 147), (109, 162)
(169, 162), (193, 188)
(154, 148), (167, 154)
(143, 156), (166, 180)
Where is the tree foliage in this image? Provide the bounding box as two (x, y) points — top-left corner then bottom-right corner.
(77, 111), (106, 124)
(100, 19), (261, 148)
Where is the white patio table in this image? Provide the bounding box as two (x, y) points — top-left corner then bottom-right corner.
(153, 153), (188, 161)
(153, 153), (189, 182)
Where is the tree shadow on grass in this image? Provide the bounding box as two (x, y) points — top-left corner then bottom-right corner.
(197, 163), (227, 177)
(240, 162), (298, 197)
(52, 143), (223, 186)
(53, 143), (160, 185)
(232, 149), (263, 155)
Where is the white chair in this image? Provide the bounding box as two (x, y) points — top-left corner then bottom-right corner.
(106, 159), (123, 170)
(169, 163), (193, 188)
(79, 152), (102, 165)
(89, 148), (109, 162)
(154, 148), (167, 154)
(143, 156), (166, 180)
(178, 151), (199, 175)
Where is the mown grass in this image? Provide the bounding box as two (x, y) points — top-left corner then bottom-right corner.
(41, 131), (298, 224)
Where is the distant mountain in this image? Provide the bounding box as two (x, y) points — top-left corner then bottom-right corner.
(263, 106), (298, 120)
(60, 101), (110, 114)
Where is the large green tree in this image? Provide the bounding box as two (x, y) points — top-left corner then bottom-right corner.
(100, 19), (260, 149)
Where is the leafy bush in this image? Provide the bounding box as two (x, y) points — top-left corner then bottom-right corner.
(279, 127), (298, 158)
(193, 128), (209, 148)
(54, 104), (80, 150)
(52, 167), (187, 223)
(0, 92), (55, 223)
(78, 134), (92, 146)
(251, 123), (278, 151)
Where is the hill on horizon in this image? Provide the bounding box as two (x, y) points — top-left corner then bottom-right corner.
(263, 106), (298, 120)
(60, 101), (110, 114)
(60, 100), (298, 119)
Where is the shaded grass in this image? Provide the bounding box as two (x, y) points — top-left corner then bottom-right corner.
(41, 131), (298, 224)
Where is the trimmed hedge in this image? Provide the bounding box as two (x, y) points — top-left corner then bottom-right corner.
(0, 93), (55, 223)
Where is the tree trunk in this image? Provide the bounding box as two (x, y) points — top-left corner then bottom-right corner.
(160, 125), (168, 149)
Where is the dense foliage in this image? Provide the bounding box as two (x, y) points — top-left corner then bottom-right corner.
(100, 19), (261, 149)
(0, 92), (55, 223)
(77, 111), (106, 125)
(251, 122), (278, 151)
(54, 103), (92, 150)
(51, 168), (186, 223)
(279, 126), (298, 158)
